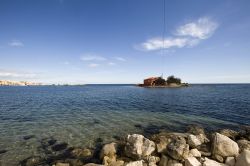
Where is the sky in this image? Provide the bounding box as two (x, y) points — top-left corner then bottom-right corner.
(0, 0), (250, 84)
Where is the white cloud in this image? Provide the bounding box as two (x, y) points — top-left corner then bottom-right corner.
(138, 17), (218, 51)
(176, 17), (218, 39)
(8, 40), (24, 47)
(108, 62), (116, 66)
(0, 69), (37, 79)
(88, 63), (99, 67)
(81, 54), (106, 61)
(114, 57), (126, 61)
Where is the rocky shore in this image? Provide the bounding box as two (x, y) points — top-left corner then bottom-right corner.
(19, 125), (250, 166)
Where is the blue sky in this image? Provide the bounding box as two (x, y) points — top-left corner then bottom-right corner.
(0, 0), (250, 84)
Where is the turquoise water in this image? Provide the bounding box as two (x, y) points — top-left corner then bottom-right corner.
(0, 84), (249, 165)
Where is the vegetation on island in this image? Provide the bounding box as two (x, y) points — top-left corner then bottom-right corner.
(166, 75), (182, 85)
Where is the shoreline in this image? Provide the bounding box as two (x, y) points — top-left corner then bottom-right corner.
(16, 125), (250, 166)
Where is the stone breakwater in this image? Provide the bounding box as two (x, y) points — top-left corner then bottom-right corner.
(18, 125), (250, 166)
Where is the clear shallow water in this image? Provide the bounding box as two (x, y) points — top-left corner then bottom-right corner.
(0, 84), (249, 165)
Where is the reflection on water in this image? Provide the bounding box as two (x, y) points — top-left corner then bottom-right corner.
(0, 84), (249, 165)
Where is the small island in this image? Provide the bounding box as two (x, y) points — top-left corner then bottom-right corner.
(138, 75), (188, 88)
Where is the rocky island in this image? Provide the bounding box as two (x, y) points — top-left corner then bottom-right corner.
(18, 125), (250, 166)
(138, 76), (188, 88)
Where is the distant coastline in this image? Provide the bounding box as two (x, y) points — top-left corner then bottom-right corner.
(0, 80), (42, 86)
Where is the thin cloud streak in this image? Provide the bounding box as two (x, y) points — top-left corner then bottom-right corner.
(138, 17), (218, 51)
(81, 54), (106, 61)
(114, 57), (126, 61)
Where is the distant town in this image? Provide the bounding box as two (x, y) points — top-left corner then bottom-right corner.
(0, 80), (42, 86)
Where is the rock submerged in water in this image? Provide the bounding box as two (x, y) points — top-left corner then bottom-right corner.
(0, 149), (7, 154)
(52, 142), (68, 151)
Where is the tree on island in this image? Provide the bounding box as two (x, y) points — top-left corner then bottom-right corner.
(154, 77), (166, 86)
(166, 75), (181, 85)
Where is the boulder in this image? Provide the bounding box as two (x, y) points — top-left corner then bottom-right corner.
(237, 139), (250, 152)
(212, 133), (239, 162)
(219, 129), (239, 140)
(71, 148), (92, 158)
(24, 156), (43, 166)
(152, 132), (188, 153)
(146, 156), (160, 166)
(103, 156), (116, 165)
(159, 154), (169, 166)
(187, 135), (202, 148)
(167, 159), (183, 166)
(184, 157), (201, 166)
(125, 160), (144, 166)
(55, 163), (70, 166)
(125, 134), (155, 159)
(186, 125), (205, 136)
(235, 150), (250, 166)
(166, 136), (189, 161)
(100, 142), (117, 159)
(159, 154), (184, 166)
(203, 157), (227, 166)
(51, 142), (68, 151)
(84, 164), (104, 166)
(240, 125), (250, 140)
(225, 157), (235, 166)
(108, 160), (124, 166)
(156, 136), (172, 153)
(189, 149), (201, 158)
(64, 158), (84, 166)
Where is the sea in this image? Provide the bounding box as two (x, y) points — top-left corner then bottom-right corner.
(0, 84), (249, 165)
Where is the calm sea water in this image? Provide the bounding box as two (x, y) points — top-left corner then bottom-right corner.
(0, 84), (250, 165)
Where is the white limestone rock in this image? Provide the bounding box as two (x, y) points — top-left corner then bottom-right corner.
(212, 133), (239, 162)
(125, 134), (155, 159)
(125, 160), (144, 166)
(225, 157), (235, 166)
(184, 157), (201, 166)
(203, 157), (227, 166)
(189, 149), (201, 158)
(235, 150), (250, 166)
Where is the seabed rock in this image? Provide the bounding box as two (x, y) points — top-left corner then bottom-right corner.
(0, 149), (7, 154)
